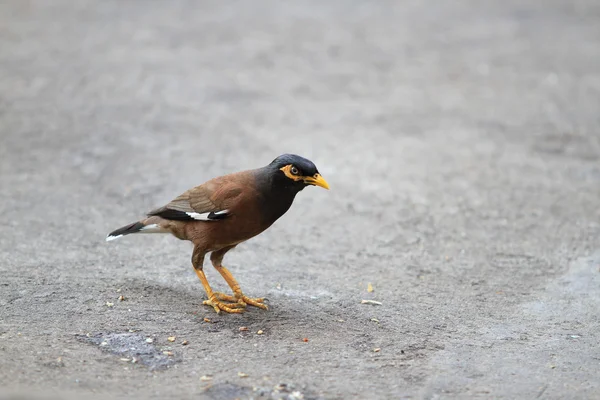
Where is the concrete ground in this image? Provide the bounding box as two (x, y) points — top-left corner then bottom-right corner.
(1, 0), (600, 399)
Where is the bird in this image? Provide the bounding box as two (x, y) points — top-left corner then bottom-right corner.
(106, 154), (329, 314)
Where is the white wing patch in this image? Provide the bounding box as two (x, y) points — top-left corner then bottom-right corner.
(185, 210), (229, 221)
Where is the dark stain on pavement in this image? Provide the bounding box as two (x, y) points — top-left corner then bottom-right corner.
(76, 332), (180, 370)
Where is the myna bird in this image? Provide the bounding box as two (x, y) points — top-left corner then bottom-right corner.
(106, 154), (329, 314)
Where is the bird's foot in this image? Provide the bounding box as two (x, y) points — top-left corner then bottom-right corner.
(240, 296), (268, 310)
(214, 292), (269, 311)
(203, 295), (245, 314)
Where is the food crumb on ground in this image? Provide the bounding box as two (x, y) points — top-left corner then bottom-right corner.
(361, 300), (382, 306)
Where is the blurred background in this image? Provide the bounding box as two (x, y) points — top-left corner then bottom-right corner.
(1, 1), (599, 399)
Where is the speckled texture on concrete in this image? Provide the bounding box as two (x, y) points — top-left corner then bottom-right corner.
(1, 1), (600, 399)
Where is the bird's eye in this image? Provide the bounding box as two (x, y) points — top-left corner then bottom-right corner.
(290, 166), (299, 175)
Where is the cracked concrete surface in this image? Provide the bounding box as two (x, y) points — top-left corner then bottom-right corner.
(1, 0), (599, 399)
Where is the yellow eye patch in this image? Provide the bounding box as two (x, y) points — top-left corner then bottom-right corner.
(280, 165), (304, 181)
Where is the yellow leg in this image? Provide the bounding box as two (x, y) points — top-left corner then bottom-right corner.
(194, 268), (244, 314)
(192, 246), (245, 314)
(214, 265), (268, 310)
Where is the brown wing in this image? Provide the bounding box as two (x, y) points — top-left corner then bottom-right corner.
(147, 176), (244, 222)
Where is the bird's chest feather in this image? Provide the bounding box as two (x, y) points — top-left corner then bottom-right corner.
(234, 192), (295, 237)
(197, 193), (294, 249)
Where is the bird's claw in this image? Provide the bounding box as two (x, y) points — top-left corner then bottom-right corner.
(203, 296), (245, 314)
(240, 295), (268, 310)
(213, 292), (269, 311)
(213, 292), (241, 303)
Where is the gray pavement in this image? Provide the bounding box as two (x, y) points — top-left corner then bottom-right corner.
(1, 1), (600, 399)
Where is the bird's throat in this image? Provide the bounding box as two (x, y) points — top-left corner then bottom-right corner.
(254, 168), (301, 225)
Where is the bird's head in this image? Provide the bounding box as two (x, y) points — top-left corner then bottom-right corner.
(268, 154), (330, 191)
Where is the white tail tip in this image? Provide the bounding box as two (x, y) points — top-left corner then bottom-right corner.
(106, 234), (122, 242)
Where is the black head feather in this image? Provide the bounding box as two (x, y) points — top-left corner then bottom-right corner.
(268, 153), (319, 176)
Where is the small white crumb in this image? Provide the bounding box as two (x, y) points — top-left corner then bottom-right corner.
(291, 391), (304, 399)
(361, 300), (382, 306)
(145, 338), (153, 343)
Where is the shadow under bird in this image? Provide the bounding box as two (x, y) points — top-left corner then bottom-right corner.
(106, 154), (330, 313)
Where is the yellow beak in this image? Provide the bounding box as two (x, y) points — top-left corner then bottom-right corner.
(303, 173), (330, 190)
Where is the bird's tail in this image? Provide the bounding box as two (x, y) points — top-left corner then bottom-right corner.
(105, 220), (165, 242)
